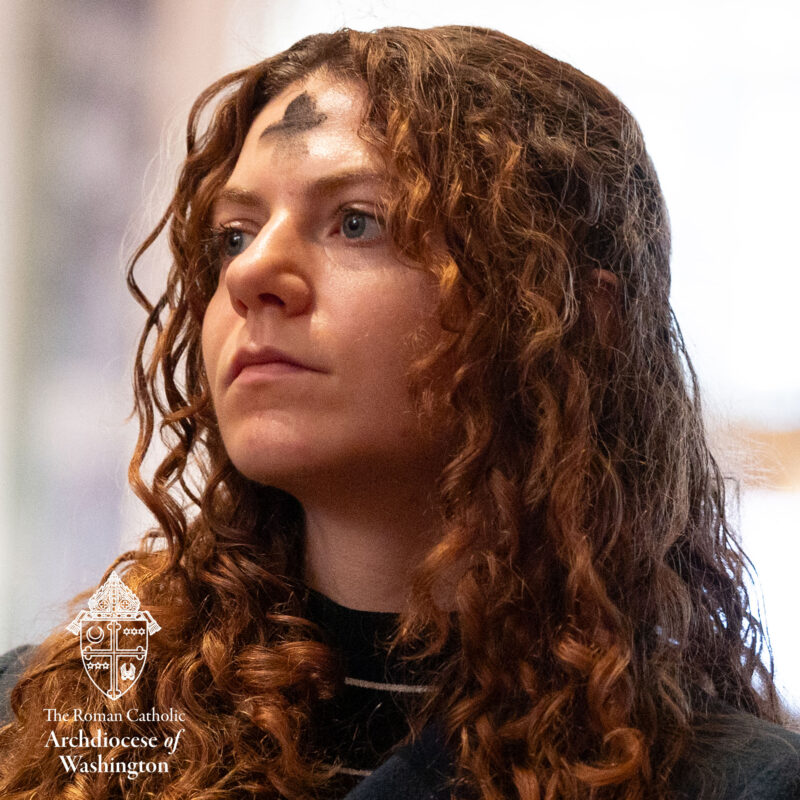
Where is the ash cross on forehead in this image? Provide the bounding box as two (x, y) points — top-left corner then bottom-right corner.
(259, 92), (327, 141)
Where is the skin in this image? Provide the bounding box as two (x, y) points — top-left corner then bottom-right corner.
(201, 73), (447, 611)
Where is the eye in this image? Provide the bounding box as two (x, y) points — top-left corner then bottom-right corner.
(339, 210), (382, 242)
(205, 225), (256, 274)
(220, 226), (255, 258)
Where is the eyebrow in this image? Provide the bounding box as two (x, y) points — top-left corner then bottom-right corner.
(212, 170), (387, 214)
(211, 187), (264, 210)
(305, 170), (386, 199)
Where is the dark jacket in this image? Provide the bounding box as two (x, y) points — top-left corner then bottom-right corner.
(2, 645), (799, 799)
(342, 712), (800, 799)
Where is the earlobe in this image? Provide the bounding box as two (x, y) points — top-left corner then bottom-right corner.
(590, 268), (618, 291)
(587, 268), (621, 349)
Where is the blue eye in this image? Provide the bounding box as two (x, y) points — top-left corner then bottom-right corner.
(205, 225), (255, 276)
(223, 227), (251, 256)
(340, 211), (381, 241)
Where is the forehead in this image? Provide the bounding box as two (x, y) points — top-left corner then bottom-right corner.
(219, 74), (388, 201)
(241, 74), (371, 156)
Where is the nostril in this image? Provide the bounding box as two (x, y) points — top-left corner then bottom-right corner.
(258, 292), (286, 307)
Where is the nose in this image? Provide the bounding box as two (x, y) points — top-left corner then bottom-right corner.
(223, 211), (313, 318)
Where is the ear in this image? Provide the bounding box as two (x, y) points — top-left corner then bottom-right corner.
(587, 268), (621, 349)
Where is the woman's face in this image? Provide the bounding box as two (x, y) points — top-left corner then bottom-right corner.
(201, 73), (444, 497)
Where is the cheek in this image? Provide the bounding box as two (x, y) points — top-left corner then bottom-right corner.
(388, 277), (441, 357)
(200, 293), (226, 389)
(342, 283), (440, 390)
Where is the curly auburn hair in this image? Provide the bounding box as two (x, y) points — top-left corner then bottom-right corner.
(0, 25), (783, 800)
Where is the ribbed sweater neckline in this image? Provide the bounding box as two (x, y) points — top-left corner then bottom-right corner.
(303, 586), (440, 686)
(301, 585), (452, 790)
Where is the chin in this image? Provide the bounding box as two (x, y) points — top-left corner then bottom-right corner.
(228, 447), (310, 491)
(220, 421), (316, 480)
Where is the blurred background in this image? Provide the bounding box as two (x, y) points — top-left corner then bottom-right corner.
(0, 0), (797, 711)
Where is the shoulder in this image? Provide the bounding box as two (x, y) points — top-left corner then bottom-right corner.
(671, 702), (800, 800)
(344, 710), (800, 800)
(343, 721), (455, 800)
(0, 644), (37, 726)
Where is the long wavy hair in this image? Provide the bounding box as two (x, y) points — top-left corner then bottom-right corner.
(0, 25), (782, 800)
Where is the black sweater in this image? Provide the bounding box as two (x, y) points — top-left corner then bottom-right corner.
(304, 590), (800, 799)
(303, 587), (452, 795)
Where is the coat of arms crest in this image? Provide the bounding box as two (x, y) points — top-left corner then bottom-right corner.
(67, 571), (160, 700)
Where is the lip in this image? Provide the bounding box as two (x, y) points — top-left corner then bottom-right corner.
(227, 346), (322, 385)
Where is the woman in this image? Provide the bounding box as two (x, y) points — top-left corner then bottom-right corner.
(1, 25), (798, 800)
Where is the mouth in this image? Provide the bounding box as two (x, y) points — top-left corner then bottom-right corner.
(227, 346), (321, 385)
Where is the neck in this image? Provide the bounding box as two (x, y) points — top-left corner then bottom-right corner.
(299, 470), (440, 612)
